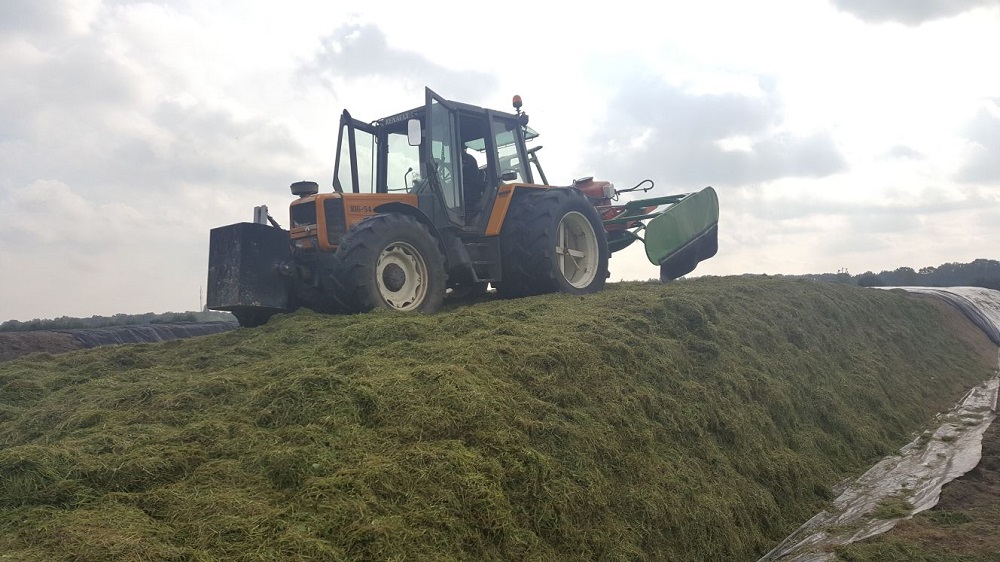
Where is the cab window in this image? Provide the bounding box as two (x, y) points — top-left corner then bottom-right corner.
(355, 130), (375, 193)
(386, 131), (421, 192)
(427, 97), (461, 212)
(492, 118), (529, 184)
(333, 119), (376, 194)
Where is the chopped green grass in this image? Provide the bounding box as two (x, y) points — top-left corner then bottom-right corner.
(928, 510), (974, 526)
(0, 277), (995, 561)
(835, 540), (977, 562)
(872, 493), (915, 520)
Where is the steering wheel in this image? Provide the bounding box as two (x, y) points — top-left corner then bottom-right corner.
(433, 159), (453, 186)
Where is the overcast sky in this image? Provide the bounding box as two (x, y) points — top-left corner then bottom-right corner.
(1, 0), (998, 321)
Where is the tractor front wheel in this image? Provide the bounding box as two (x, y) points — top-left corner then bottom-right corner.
(324, 213), (446, 313)
(496, 188), (609, 298)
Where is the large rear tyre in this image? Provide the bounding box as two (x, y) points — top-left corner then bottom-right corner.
(323, 213), (446, 313)
(496, 188), (609, 298)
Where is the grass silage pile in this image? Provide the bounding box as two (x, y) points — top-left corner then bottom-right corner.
(0, 277), (996, 561)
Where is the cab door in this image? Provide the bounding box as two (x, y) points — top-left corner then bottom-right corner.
(423, 88), (464, 224)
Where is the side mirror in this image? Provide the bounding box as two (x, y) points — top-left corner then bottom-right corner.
(501, 171), (519, 182)
(407, 119), (422, 146)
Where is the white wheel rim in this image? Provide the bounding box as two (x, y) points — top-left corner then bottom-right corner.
(555, 211), (599, 289)
(376, 241), (428, 311)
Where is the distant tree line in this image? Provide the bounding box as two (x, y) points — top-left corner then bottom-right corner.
(0, 310), (235, 333)
(7, 259), (996, 331)
(791, 259), (1000, 289)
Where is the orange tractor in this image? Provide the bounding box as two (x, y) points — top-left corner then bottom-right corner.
(207, 89), (719, 326)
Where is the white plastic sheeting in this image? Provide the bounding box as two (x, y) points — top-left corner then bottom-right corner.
(899, 287), (1000, 346)
(759, 287), (1000, 562)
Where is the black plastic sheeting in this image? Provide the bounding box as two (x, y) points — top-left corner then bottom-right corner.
(54, 322), (237, 349)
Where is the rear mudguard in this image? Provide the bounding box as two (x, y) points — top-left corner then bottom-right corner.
(641, 186), (719, 280)
(206, 222), (292, 320)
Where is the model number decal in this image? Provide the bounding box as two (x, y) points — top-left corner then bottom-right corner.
(349, 205), (374, 214)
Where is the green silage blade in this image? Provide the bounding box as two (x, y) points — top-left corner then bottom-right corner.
(642, 186), (719, 268)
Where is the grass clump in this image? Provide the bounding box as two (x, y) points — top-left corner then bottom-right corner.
(835, 540), (977, 562)
(928, 510), (974, 526)
(871, 493), (916, 520)
(0, 277), (995, 561)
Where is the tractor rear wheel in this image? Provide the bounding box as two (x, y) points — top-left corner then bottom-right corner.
(496, 188), (609, 298)
(323, 213), (446, 313)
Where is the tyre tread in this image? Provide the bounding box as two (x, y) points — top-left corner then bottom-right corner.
(496, 188), (609, 298)
(320, 214), (446, 313)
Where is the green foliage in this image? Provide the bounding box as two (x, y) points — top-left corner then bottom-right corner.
(927, 510), (974, 525)
(856, 272), (885, 287)
(0, 278), (994, 561)
(0, 311), (233, 332)
(871, 494), (915, 519)
(794, 258), (1000, 288)
(835, 540), (976, 562)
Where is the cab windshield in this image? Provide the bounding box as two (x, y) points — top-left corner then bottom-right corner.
(465, 125), (538, 151)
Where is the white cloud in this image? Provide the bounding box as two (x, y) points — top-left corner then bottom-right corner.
(958, 103), (1000, 184)
(0, 180), (142, 250)
(0, 180), (205, 318)
(1, 0), (999, 321)
(830, 0), (998, 25)
(585, 75), (846, 189)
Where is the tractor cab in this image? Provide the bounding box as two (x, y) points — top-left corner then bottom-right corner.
(330, 88), (540, 232)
